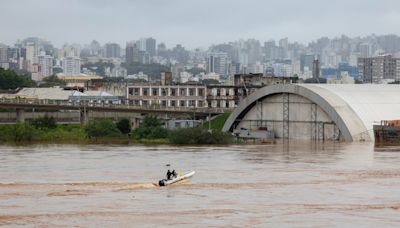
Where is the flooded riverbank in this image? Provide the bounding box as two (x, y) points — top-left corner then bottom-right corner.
(1, 142), (400, 227)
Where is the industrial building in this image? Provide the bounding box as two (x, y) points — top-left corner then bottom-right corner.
(223, 84), (400, 142)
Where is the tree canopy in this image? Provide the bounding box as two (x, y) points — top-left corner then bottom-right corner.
(0, 68), (36, 90)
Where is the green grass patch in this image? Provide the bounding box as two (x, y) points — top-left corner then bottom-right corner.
(202, 113), (231, 131)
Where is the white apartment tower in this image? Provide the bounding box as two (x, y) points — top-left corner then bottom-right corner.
(38, 52), (53, 78)
(63, 56), (81, 76)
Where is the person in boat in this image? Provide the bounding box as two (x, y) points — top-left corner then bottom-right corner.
(166, 170), (172, 180)
(171, 170), (178, 178)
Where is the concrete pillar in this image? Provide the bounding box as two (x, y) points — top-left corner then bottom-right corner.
(16, 108), (25, 122)
(80, 108), (88, 126)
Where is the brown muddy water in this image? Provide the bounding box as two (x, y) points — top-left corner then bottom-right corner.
(1, 142), (400, 227)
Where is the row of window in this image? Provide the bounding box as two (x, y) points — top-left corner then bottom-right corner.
(128, 87), (205, 97)
(129, 100), (204, 107)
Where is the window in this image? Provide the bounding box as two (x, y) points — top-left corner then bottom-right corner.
(198, 100), (203, 107)
(217, 89), (221, 96)
(226, 89), (229, 96)
(161, 88), (167, 96)
(134, 100), (140, 105)
(134, 88), (140, 96)
(161, 100), (167, 107)
(142, 100), (148, 106)
(208, 101), (212, 108)
(171, 100), (176, 107)
(189, 88), (195, 96)
(152, 88), (158, 96)
(189, 100), (195, 107)
(180, 100), (186, 107)
(180, 88), (186, 96)
(198, 89), (204, 96)
(143, 88), (149, 96)
(129, 88), (134, 95)
(226, 101), (229, 108)
(171, 88), (176, 96)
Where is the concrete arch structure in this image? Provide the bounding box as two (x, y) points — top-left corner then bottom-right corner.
(223, 84), (400, 142)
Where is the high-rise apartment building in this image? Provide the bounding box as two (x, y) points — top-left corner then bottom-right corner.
(104, 43), (121, 58)
(25, 42), (38, 72)
(126, 42), (140, 64)
(0, 44), (8, 63)
(358, 55), (400, 83)
(38, 52), (53, 78)
(207, 52), (229, 77)
(312, 59), (320, 79)
(136, 38), (156, 57)
(300, 54), (316, 73)
(62, 56), (81, 76)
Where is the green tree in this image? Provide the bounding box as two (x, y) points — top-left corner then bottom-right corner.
(132, 115), (169, 139)
(84, 118), (121, 138)
(0, 68), (36, 90)
(12, 123), (35, 142)
(169, 128), (232, 145)
(116, 118), (131, 134)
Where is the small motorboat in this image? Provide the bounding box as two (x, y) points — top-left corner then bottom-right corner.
(158, 171), (195, 187)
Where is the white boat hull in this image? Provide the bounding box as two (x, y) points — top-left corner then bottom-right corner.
(159, 171), (195, 186)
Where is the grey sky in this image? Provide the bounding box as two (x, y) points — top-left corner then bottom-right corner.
(1, 0), (400, 48)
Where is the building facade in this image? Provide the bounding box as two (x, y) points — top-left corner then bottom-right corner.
(63, 56), (81, 76)
(38, 52), (53, 79)
(358, 55), (400, 83)
(127, 84), (207, 108)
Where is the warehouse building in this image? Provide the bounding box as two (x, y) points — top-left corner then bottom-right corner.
(223, 84), (400, 142)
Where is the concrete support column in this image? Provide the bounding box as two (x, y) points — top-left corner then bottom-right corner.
(80, 108), (88, 126)
(16, 108), (25, 122)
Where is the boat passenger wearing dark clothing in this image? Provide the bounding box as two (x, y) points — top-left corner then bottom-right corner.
(166, 170), (172, 180)
(172, 170), (177, 178)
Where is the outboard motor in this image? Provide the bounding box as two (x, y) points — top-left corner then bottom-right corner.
(158, 179), (166, 186)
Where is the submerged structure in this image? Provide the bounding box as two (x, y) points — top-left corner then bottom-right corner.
(223, 84), (400, 142)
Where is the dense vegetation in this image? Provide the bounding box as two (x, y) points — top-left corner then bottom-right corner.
(169, 128), (232, 145)
(84, 118), (122, 139)
(0, 68), (36, 90)
(0, 115), (233, 145)
(132, 115), (169, 140)
(121, 62), (170, 80)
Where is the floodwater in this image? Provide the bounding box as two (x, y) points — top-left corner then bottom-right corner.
(1, 143), (400, 227)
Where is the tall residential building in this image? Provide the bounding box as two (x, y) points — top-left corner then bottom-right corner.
(136, 38), (156, 57)
(104, 43), (121, 58)
(125, 42), (140, 64)
(207, 52), (229, 77)
(300, 54), (316, 73)
(25, 42), (38, 72)
(62, 56), (81, 76)
(38, 52), (54, 78)
(312, 59), (320, 79)
(0, 44), (8, 63)
(358, 55), (400, 83)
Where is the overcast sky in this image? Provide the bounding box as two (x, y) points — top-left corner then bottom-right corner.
(1, 0), (400, 49)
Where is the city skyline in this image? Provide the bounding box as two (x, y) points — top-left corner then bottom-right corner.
(1, 0), (400, 48)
